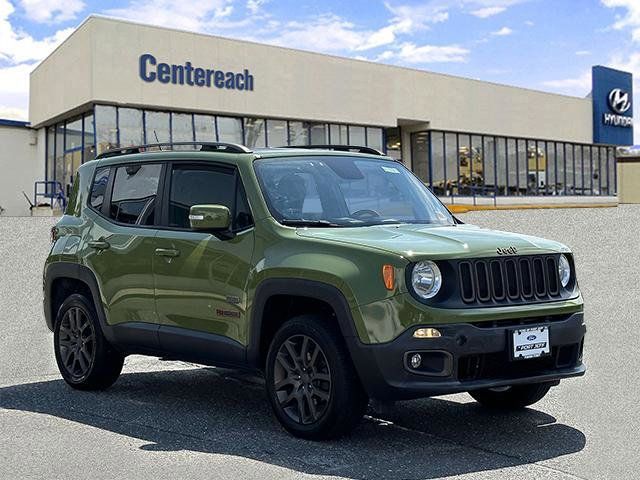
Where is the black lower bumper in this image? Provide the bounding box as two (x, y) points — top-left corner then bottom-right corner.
(346, 312), (586, 400)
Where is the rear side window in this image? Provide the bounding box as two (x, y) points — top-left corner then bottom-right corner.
(109, 164), (162, 225)
(89, 167), (110, 210)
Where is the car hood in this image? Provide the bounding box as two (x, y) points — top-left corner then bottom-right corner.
(295, 223), (570, 260)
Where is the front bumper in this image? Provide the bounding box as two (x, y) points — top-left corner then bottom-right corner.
(346, 312), (586, 400)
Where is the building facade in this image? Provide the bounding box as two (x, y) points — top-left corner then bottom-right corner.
(0, 15), (634, 215)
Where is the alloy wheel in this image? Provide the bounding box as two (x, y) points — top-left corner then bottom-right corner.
(58, 306), (96, 380)
(273, 335), (332, 425)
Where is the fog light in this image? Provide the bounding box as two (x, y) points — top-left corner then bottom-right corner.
(413, 327), (442, 338)
(410, 353), (422, 369)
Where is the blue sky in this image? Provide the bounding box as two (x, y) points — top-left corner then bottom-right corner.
(1, 0), (639, 139)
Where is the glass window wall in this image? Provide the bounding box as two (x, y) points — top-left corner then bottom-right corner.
(349, 126), (366, 146)
(95, 105), (117, 154)
(117, 108), (143, 146)
(194, 114), (215, 142)
(266, 119), (288, 146)
(172, 113), (194, 148)
(329, 124), (348, 145)
(421, 129), (615, 197)
(217, 116), (243, 143)
(288, 121), (308, 146)
(366, 127), (383, 151)
(308, 122), (328, 144)
(244, 118), (266, 148)
(144, 110), (170, 144)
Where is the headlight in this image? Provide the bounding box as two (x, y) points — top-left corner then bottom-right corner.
(411, 261), (442, 299)
(558, 254), (571, 288)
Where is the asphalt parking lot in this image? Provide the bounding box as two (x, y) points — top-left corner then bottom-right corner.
(1, 206), (639, 480)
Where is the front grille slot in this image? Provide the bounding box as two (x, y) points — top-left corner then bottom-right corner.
(455, 255), (563, 306)
(475, 261), (491, 301)
(546, 257), (559, 295)
(459, 262), (475, 303)
(533, 257), (546, 296)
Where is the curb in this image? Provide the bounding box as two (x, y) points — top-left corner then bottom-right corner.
(447, 203), (618, 214)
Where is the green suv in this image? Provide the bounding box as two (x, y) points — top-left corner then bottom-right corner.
(43, 142), (585, 439)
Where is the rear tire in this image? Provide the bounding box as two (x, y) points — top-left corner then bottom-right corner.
(265, 314), (368, 440)
(469, 382), (552, 409)
(54, 293), (124, 390)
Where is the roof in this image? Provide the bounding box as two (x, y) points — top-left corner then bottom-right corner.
(92, 144), (393, 168)
(0, 119), (30, 128)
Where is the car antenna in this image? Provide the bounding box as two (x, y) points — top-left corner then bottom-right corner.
(154, 130), (163, 151)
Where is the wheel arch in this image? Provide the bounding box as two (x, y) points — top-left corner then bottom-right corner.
(247, 279), (359, 369)
(44, 262), (111, 340)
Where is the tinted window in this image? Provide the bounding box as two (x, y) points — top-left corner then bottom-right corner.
(168, 166), (235, 228)
(168, 165), (253, 230)
(89, 167), (110, 210)
(109, 164), (161, 225)
(234, 182), (253, 230)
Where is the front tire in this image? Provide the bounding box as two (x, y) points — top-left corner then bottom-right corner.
(54, 294), (124, 390)
(265, 315), (368, 440)
(469, 382), (552, 409)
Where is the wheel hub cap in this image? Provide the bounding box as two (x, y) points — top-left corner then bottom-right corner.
(273, 335), (332, 425)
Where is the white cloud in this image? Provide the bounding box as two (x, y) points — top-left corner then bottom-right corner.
(601, 0), (640, 142)
(379, 42), (470, 64)
(541, 71), (591, 94)
(0, 0), (74, 63)
(246, 0), (266, 15)
(0, 0), (76, 120)
(491, 26), (513, 36)
(470, 6), (506, 17)
(105, 0), (236, 32)
(0, 63), (34, 121)
(602, 0), (640, 41)
(18, 0), (85, 24)
(0, 105), (28, 120)
(524, 20), (534, 26)
(575, 50), (591, 56)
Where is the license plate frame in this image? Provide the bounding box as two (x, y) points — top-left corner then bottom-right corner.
(510, 326), (551, 361)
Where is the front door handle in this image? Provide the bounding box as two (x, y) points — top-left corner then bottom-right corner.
(88, 240), (110, 250)
(154, 248), (180, 258)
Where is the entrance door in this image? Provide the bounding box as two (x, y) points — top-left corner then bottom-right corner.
(153, 162), (255, 366)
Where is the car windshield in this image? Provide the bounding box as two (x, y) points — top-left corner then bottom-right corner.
(254, 155), (455, 227)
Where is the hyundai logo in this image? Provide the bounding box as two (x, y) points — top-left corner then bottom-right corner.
(527, 335), (537, 341)
(608, 88), (631, 114)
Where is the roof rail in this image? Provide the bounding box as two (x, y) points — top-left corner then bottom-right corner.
(281, 145), (383, 155)
(96, 142), (252, 159)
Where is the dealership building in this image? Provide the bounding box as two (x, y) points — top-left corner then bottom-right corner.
(0, 15), (634, 216)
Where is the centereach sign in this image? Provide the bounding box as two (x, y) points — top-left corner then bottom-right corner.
(139, 53), (254, 91)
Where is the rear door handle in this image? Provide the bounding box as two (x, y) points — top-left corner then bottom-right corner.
(154, 248), (180, 258)
(88, 240), (110, 250)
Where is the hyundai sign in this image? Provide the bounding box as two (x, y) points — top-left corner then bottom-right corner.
(592, 65), (633, 145)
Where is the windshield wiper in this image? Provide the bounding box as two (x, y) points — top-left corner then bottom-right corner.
(280, 219), (342, 228)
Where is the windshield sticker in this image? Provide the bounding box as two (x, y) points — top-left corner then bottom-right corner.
(381, 166), (400, 174)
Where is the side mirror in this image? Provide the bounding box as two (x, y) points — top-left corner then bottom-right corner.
(189, 204), (231, 231)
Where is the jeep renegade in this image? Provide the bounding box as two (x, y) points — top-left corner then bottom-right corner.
(43, 142), (585, 440)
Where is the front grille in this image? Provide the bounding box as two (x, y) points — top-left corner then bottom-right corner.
(458, 255), (561, 305)
(458, 343), (580, 382)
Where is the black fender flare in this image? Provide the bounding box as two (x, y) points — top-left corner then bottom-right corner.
(246, 278), (360, 368)
(43, 262), (114, 341)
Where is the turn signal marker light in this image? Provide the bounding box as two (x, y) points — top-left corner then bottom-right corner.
(413, 328), (442, 338)
(382, 264), (395, 290)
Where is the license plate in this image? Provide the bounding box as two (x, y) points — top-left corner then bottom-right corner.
(511, 326), (550, 360)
